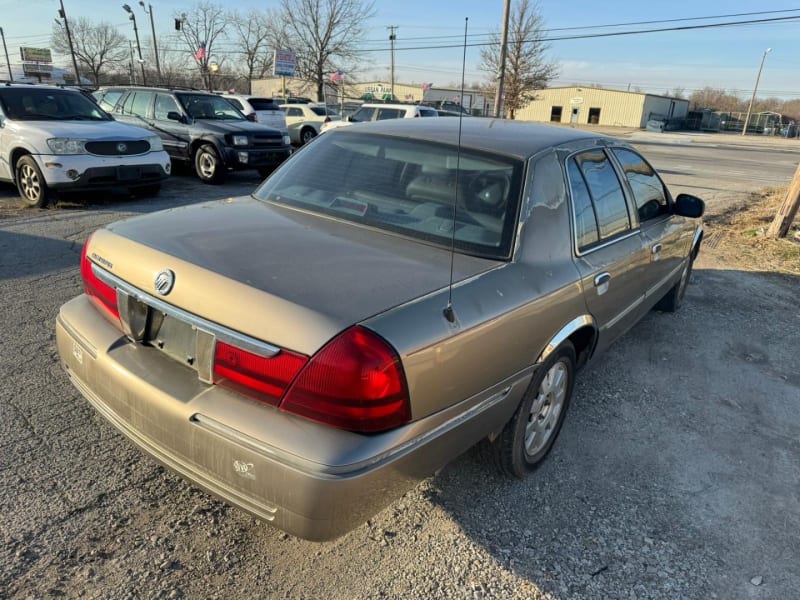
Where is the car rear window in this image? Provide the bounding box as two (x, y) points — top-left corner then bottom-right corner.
(247, 98), (280, 111)
(255, 131), (523, 259)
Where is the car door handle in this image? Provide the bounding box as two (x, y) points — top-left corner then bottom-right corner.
(594, 272), (611, 287)
(651, 243), (663, 255)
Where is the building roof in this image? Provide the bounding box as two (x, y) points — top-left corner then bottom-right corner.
(540, 86), (688, 102)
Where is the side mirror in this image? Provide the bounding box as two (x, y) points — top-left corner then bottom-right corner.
(674, 193), (705, 218)
(245, 113), (256, 122)
(166, 111), (183, 123)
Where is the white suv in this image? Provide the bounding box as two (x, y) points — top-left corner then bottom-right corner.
(320, 103), (438, 133)
(0, 84), (171, 207)
(220, 94), (288, 132)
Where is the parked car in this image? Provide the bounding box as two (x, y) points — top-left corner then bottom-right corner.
(0, 84), (170, 207)
(219, 94), (287, 132)
(94, 87), (292, 183)
(56, 118), (704, 541)
(320, 102), (438, 133)
(280, 103), (340, 145)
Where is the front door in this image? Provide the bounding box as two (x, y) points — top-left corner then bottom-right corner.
(570, 107), (580, 124)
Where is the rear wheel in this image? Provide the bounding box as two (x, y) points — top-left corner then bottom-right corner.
(655, 256), (693, 312)
(194, 143), (226, 184)
(491, 341), (576, 478)
(16, 156), (51, 208)
(300, 127), (317, 145)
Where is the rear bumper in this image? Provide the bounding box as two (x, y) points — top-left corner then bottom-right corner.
(56, 295), (528, 540)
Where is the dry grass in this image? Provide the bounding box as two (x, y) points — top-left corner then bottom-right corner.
(704, 188), (800, 275)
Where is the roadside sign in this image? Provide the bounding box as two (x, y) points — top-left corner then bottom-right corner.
(273, 50), (296, 78)
(20, 47), (52, 63)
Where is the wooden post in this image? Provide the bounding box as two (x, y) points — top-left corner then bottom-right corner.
(767, 161), (800, 238)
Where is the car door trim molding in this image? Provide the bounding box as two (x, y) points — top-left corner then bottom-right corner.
(537, 315), (596, 363)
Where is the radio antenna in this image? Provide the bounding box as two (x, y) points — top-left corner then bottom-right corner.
(443, 16), (469, 324)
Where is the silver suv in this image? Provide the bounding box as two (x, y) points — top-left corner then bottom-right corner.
(0, 84), (171, 207)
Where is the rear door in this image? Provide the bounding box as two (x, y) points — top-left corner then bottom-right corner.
(153, 93), (191, 160)
(567, 149), (651, 353)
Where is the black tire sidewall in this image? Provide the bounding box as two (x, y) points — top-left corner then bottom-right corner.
(508, 342), (576, 476)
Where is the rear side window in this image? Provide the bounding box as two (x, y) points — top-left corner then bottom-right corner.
(286, 107), (303, 117)
(130, 91), (154, 117)
(226, 98), (244, 111)
(350, 107), (375, 122)
(611, 148), (669, 222)
(247, 98), (279, 111)
(567, 159), (600, 250)
(419, 108), (438, 117)
(572, 149), (630, 240)
(376, 108), (402, 120)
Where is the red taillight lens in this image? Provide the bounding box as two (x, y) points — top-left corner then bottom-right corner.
(80, 235), (119, 320)
(214, 341), (307, 406)
(281, 327), (410, 433)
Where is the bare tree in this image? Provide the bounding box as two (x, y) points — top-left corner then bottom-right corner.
(480, 0), (557, 119)
(51, 18), (127, 85)
(229, 9), (277, 92)
(278, 0), (375, 101)
(176, 2), (230, 91)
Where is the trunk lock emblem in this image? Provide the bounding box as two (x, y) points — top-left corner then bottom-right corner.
(154, 269), (175, 296)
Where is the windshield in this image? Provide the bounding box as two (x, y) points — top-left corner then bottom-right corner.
(0, 89), (111, 121)
(178, 93), (245, 120)
(254, 131), (523, 259)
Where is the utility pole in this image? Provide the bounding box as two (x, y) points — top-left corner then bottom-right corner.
(0, 27), (12, 81)
(493, 0), (510, 118)
(767, 161), (800, 238)
(387, 25), (397, 101)
(742, 48), (771, 136)
(58, 0), (82, 85)
(139, 2), (161, 83)
(128, 41), (136, 84)
(122, 4), (147, 86)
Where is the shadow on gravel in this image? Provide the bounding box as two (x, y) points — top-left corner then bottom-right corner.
(423, 267), (800, 598)
(0, 230), (80, 280)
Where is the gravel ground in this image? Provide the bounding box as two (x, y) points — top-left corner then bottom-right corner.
(1, 146), (799, 599)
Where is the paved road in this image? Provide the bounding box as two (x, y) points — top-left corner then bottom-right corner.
(1, 142), (799, 599)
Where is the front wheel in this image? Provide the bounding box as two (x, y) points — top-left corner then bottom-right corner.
(194, 143), (226, 184)
(16, 156), (52, 208)
(491, 341), (576, 478)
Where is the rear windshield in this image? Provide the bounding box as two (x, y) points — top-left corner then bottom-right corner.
(247, 98), (279, 111)
(0, 88), (111, 121)
(254, 131), (523, 259)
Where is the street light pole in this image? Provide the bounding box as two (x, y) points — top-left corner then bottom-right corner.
(122, 4), (147, 86)
(742, 47), (772, 136)
(0, 27), (12, 81)
(387, 25), (397, 101)
(139, 2), (161, 83)
(58, 0), (82, 85)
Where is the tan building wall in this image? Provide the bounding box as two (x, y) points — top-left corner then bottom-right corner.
(515, 87), (687, 128)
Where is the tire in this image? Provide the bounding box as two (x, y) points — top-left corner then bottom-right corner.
(194, 143), (226, 184)
(300, 127), (317, 145)
(16, 155), (51, 208)
(491, 341), (576, 478)
(655, 256), (693, 313)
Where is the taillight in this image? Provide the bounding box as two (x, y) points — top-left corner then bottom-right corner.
(214, 341), (307, 406)
(80, 234), (119, 320)
(281, 326), (410, 433)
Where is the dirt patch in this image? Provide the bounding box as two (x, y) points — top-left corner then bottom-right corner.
(703, 187), (800, 275)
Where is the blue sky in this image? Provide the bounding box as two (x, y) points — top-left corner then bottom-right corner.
(1, 0), (798, 98)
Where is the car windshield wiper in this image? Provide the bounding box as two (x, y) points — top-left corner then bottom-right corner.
(19, 113), (60, 119)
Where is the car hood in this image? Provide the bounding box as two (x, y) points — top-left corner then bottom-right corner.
(22, 119), (155, 140)
(193, 119), (282, 135)
(94, 196), (498, 354)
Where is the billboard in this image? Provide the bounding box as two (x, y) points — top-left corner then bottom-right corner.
(20, 47), (52, 63)
(273, 50), (296, 78)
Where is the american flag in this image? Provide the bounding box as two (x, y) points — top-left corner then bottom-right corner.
(194, 42), (206, 61)
(330, 70), (345, 82)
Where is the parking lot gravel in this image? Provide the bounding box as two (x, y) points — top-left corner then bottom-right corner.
(1, 138), (799, 599)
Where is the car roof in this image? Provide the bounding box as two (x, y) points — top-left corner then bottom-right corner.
(331, 118), (610, 160)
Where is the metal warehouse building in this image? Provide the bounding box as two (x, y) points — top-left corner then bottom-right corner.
(515, 86), (689, 128)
